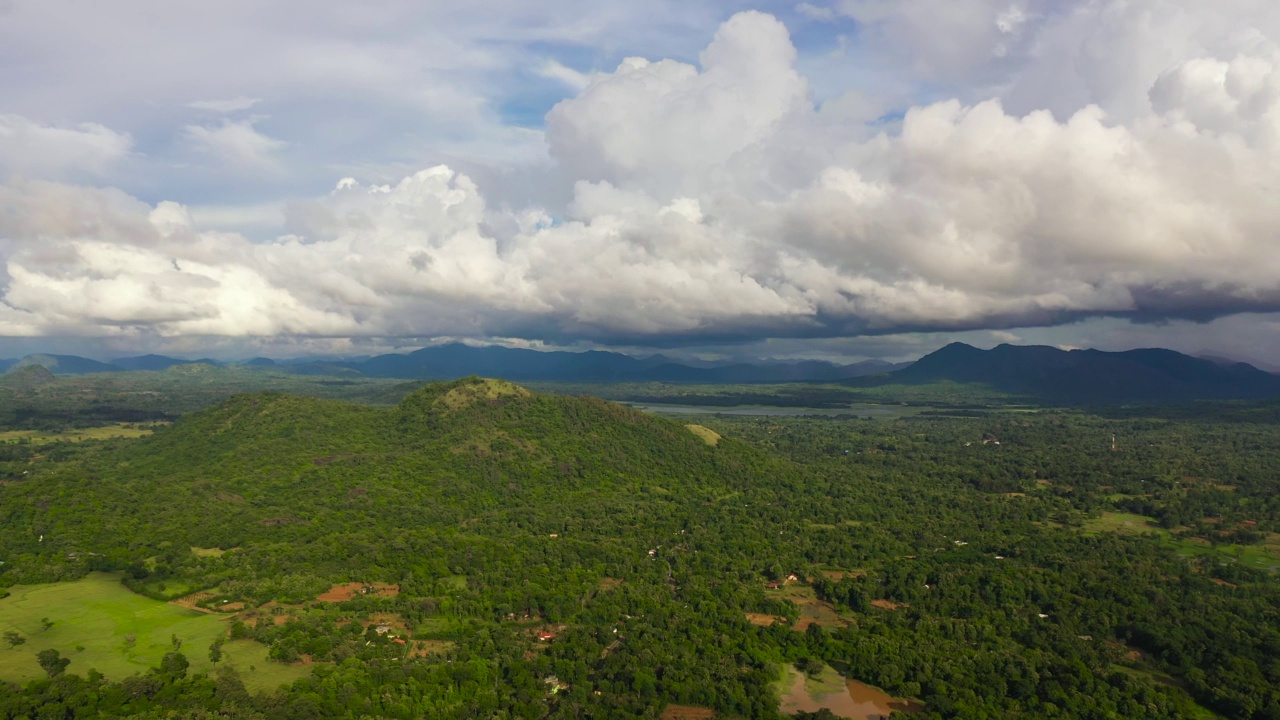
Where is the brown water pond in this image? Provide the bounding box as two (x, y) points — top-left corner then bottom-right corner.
(778, 666), (923, 719)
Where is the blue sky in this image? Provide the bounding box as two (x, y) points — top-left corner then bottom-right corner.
(3, 0), (1280, 364)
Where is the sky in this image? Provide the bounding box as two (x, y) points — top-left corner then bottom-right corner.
(2, 0), (1280, 366)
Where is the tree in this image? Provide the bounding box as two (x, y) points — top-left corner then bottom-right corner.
(209, 637), (224, 664)
(797, 657), (824, 677)
(37, 649), (70, 677)
(160, 651), (190, 679)
(41, 617), (54, 631)
(4, 630), (25, 648)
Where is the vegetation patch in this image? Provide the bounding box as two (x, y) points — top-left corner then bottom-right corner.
(684, 424), (721, 446)
(1083, 512), (1163, 535)
(0, 574), (299, 687)
(189, 546), (235, 558)
(433, 378), (530, 411)
(0, 423), (159, 444)
(660, 704), (717, 719)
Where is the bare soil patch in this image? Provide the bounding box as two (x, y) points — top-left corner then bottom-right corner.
(661, 705), (716, 720)
(745, 612), (783, 627)
(599, 577), (623, 590)
(870, 599), (907, 611)
(317, 582), (401, 602)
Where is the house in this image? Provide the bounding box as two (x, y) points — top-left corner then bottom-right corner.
(393, 638), (406, 645)
(538, 631), (555, 641)
(765, 582), (781, 589)
(786, 573), (799, 582)
(375, 625), (392, 635)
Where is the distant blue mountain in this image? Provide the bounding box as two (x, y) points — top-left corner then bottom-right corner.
(12, 354), (120, 374)
(2, 345), (903, 383)
(111, 354), (202, 371)
(855, 342), (1280, 403)
(328, 343), (904, 383)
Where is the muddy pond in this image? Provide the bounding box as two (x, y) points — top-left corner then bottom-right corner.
(778, 665), (923, 720)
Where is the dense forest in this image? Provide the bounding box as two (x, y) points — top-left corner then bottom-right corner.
(1, 377), (1279, 718)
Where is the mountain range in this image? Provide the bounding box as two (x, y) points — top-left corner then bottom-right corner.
(3, 342), (1279, 403)
(854, 342), (1280, 403)
(0, 345), (907, 384)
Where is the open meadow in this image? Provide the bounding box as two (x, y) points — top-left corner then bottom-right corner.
(0, 573), (309, 690)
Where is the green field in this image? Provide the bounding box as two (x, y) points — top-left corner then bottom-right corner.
(0, 573), (309, 690)
(1082, 512), (1163, 535)
(1085, 512), (1280, 571)
(0, 423), (160, 444)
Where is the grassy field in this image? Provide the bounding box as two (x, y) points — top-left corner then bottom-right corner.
(1085, 512), (1280, 572)
(1083, 512), (1163, 535)
(0, 573), (309, 690)
(684, 424), (721, 446)
(0, 423), (160, 444)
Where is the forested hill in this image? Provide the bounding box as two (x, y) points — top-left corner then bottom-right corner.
(4, 378), (1280, 718)
(856, 342), (1280, 403)
(2, 377), (775, 578)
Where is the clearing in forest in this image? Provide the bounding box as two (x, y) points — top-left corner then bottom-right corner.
(1083, 512), (1162, 535)
(660, 705), (717, 720)
(316, 582), (401, 602)
(0, 573), (306, 690)
(190, 546), (237, 558)
(774, 663), (923, 719)
(0, 423), (160, 444)
(685, 424), (721, 445)
(1085, 513), (1280, 571)
(764, 583), (849, 631)
(745, 612), (784, 627)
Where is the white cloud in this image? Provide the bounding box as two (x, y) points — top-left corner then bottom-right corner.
(546, 11), (809, 198)
(0, 114), (132, 179)
(537, 61), (593, 91)
(188, 96), (261, 113)
(3, 7), (1280, 356)
(796, 3), (838, 22)
(183, 119), (285, 172)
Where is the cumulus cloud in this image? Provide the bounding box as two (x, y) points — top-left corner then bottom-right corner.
(3, 6), (1280, 352)
(0, 114), (132, 179)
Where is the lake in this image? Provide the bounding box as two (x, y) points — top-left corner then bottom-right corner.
(628, 403), (918, 418)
